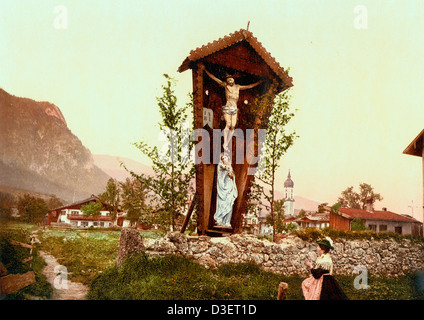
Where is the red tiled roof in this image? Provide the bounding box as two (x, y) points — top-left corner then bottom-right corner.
(178, 28), (293, 89)
(338, 208), (420, 223)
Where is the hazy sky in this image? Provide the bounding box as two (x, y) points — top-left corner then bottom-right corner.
(1, 0), (423, 221)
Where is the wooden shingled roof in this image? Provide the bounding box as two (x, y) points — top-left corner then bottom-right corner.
(403, 128), (424, 157)
(178, 28), (293, 90)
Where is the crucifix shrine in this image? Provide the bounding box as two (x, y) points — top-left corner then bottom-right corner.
(178, 28), (293, 236)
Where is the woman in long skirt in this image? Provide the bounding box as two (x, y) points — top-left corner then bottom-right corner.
(302, 237), (348, 300)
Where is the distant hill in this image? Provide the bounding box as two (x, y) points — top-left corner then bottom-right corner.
(273, 189), (321, 213)
(255, 189), (320, 216)
(0, 88), (110, 202)
(92, 154), (155, 182)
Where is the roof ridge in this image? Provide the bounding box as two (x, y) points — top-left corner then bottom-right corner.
(178, 28), (293, 89)
(339, 207), (420, 223)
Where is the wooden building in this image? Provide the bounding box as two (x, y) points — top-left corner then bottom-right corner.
(329, 207), (422, 236)
(282, 213), (329, 229)
(47, 195), (122, 228)
(403, 128), (424, 229)
(178, 28), (292, 235)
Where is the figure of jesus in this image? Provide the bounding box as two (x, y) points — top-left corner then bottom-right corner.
(200, 65), (263, 153)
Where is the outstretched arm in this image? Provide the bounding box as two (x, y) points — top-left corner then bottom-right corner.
(199, 64), (225, 86)
(239, 79), (263, 90)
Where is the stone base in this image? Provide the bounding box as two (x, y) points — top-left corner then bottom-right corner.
(117, 228), (145, 268)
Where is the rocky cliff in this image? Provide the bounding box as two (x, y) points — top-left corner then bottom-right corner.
(0, 88), (110, 202)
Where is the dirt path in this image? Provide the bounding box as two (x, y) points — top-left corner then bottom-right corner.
(39, 251), (89, 300)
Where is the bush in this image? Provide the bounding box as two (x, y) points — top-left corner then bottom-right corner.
(0, 227), (52, 300)
(351, 218), (367, 231)
(293, 227), (424, 244)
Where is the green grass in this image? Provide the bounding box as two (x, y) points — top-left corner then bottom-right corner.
(38, 228), (121, 284)
(338, 273), (424, 300)
(87, 253), (424, 300)
(5, 224), (423, 300)
(87, 254), (289, 300)
(37, 227), (165, 284)
(0, 222), (52, 300)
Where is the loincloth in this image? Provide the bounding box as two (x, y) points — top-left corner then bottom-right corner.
(222, 106), (238, 115)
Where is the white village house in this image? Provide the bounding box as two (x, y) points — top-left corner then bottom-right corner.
(47, 194), (131, 228)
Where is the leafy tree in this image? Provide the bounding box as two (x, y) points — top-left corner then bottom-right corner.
(281, 222), (298, 232)
(265, 199), (286, 233)
(297, 209), (306, 218)
(47, 195), (64, 210)
(337, 186), (360, 209)
(99, 178), (120, 222)
(123, 74), (195, 231)
(81, 202), (103, 217)
(338, 183), (383, 209)
(317, 203), (329, 213)
(0, 191), (16, 221)
(351, 217), (367, 231)
(249, 88), (297, 241)
(17, 194), (49, 223)
(120, 177), (150, 227)
(330, 202), (341, 215)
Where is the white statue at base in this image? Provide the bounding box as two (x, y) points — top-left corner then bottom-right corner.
(214, 153), (238, 228)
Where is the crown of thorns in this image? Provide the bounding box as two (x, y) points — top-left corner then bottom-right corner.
(224, 73), (240, 79)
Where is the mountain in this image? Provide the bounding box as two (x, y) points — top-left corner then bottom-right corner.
(0, 88), (110, 202)
(273, 189), (321, 213)
(92, 154), (155, 182)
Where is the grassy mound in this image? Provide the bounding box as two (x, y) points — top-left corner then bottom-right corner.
(87, 253), (424, 300)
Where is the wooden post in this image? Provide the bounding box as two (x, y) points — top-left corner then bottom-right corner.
(10, 240), (33, 249)
(422, 136), (424, 232)
(180, 194), (197, 234)
(277, 282), (288, 300)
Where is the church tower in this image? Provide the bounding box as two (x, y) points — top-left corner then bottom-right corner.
(284, 170), (295, 217)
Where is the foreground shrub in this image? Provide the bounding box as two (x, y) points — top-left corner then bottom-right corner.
(294, 228), (424, 244)
(0, 226), (52, 300)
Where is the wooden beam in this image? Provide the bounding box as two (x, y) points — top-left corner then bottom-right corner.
(10, 240), (33, 249)
(22, 256), (33, 263)
(180, 194), (197, 234)
(206, 228), (232, 236)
